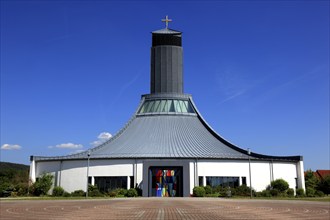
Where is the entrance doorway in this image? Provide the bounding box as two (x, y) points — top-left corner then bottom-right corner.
(149, 166), (183, 197)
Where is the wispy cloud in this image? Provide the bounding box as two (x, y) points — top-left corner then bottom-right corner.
(90, 132), (112, 147)
(48, 143), (83, 149)
(1, 144), (22, 150)
(215, 67), (262, 105)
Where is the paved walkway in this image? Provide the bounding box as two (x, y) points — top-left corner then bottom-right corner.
(1, 197), (329, 219)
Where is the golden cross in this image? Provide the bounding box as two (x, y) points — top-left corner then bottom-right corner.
(161, 15), (172, 29)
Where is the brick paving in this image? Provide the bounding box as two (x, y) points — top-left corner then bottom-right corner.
(0, 197), (329, 219)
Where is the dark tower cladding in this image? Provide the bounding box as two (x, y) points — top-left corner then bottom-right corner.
(150, 17), (183, 94)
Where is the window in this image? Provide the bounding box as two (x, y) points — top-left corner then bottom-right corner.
(94, 176), (127, 193)
(241, 177), (246, 186)
(206, 176), (239, 188)
(130, 176), (134, 189)
(138, 99), (195, 114)
(199, 176), (204, 186)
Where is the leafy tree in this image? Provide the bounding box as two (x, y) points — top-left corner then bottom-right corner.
(305, 170), (320, 189)
(306, 187), (315, 197)
(270, 179), (289, 193)
(318, 175), (330, 195)
(0, 162), (29, 197)
(32, 173), (53, 196)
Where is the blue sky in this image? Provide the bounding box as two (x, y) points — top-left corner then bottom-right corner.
(1, 0), (329, 171)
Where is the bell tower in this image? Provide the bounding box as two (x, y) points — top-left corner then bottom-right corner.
(150, 16), (183, 94)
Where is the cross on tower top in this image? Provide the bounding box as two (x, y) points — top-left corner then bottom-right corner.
(161, 15), (172, 29)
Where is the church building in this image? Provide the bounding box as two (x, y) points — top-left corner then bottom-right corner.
(29, 17), (305, 197)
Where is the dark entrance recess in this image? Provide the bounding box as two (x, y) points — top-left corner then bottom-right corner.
(149, 166), (183, 197)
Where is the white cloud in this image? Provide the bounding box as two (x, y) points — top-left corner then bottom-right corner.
(49, 143), (83, 149)
(91, 132), (112, 147)
(1, 144), (22, 150)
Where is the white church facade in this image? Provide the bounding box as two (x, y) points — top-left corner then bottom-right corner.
(29, 18), (305, 197)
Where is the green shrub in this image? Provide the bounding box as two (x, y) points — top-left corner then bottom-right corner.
(213, 186), (227, 197)
(193, 186), (205, 197)
(233, 185), (251, 197)
(271, 179), (289, 193)
(108, 190), (117, 197)
(63, 192), (71, 197)
(71, 190), (85, 197)
(296, 188), (305, 197)
(306, 187), (315, 197)
(127, 188), (138, 197)
(270, 189), (279, 197)
(32, 173), (53, 196)
(16, 183), (28, 196)
(117, 188), (128, 197)
(88, 185), (103, 197)
(259, 189), (272, 197)
(10, 191), (18, 197)
(52, 186), (65, 197)
(286, 188), (294, 197)
(315, 190), (324, 197)
(204, 185), (212, 195)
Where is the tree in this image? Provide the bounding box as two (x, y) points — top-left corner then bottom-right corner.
(305, 170), (320, 189)
(32, 173), (53, 196)
(319, 175), (330, 195)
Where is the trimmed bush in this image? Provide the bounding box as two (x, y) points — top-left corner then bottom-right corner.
(258, 189), (272, 197)
(52, 186), (65, 197)
(287, 188), (294, 197)
(193, 186), (205, 197)
(127, 188), (138, 197)
(63, 192), (71, 197)
(233, 185), (251, 197)
(88, 185), (103, 197)
(296, 188), (305, 197)
(271, 179), (289, 193)
(71, 190), (85, 197)
(204, 185), (212, 195)
(270, 189), (279, 197)
(117, 188), (128, 197)
(108, 190), (117, 197)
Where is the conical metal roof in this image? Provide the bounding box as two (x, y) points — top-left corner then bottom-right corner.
(33, 94), (302, 162)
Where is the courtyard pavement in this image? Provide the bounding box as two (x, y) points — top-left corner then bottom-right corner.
(0, 197), (329, 219)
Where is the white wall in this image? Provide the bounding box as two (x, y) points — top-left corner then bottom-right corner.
(197, 159), (299, 192)
(32, 158), (303, 195)
(34, 159), (135, 193)
(273, 162), (298, 190)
